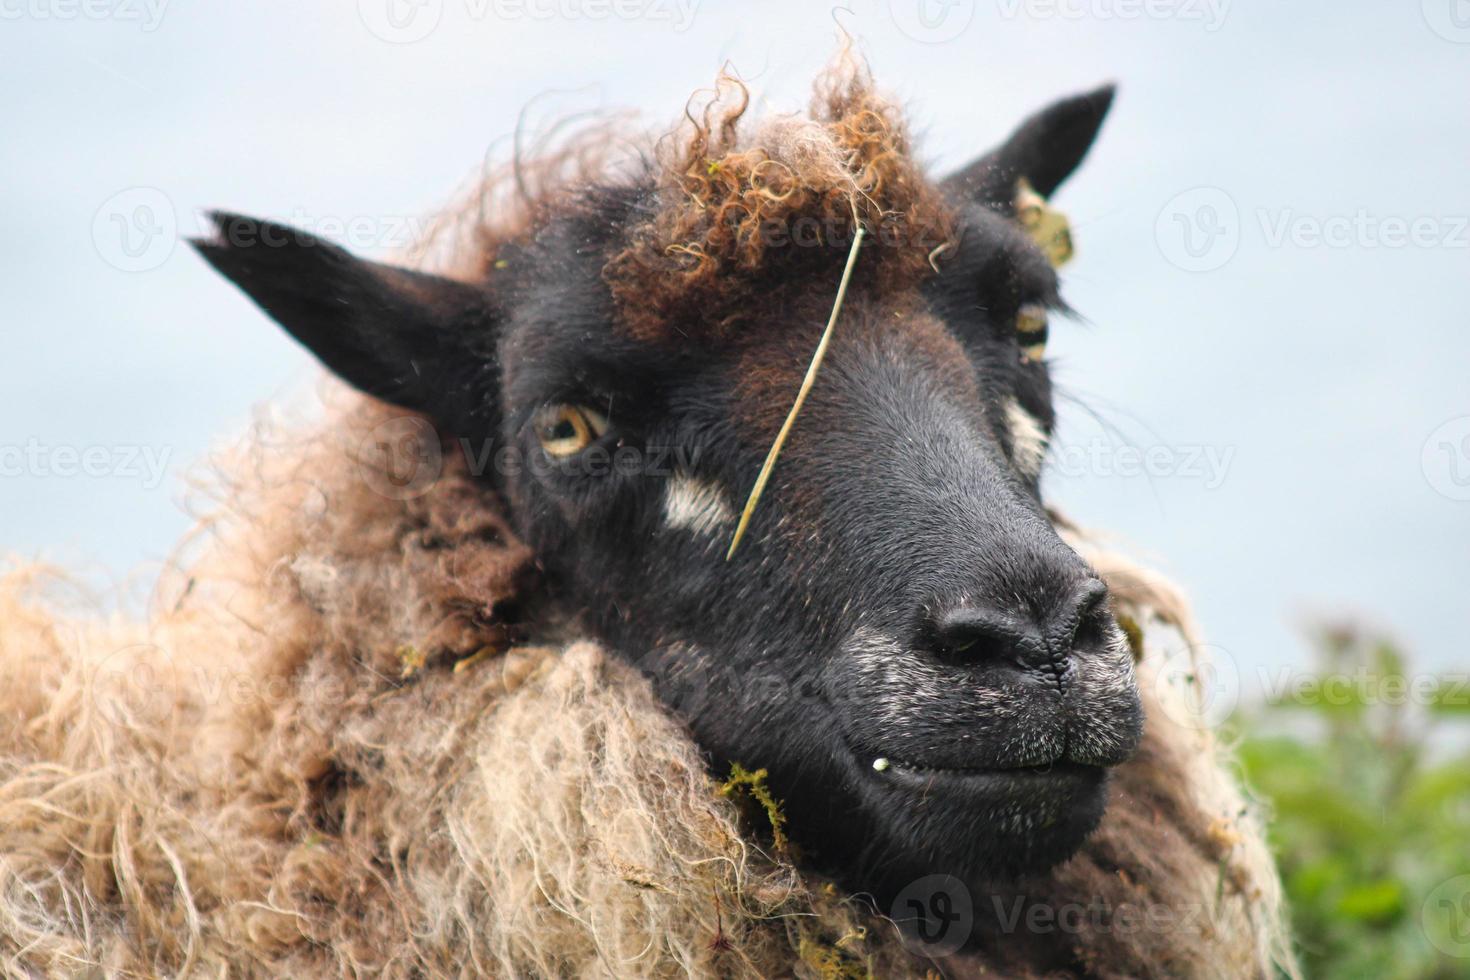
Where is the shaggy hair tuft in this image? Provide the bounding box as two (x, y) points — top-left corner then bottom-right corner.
(605, 56), (955, 341)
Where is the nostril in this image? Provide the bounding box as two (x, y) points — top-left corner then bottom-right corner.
(925, 605), (1033, 667)
(1065, 579), (1114, 653)
(922, 578), (1113, 672)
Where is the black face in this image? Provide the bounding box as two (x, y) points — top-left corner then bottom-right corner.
(192, 85), (1140, 912)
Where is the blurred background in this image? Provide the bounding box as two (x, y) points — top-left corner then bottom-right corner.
(3, 4), (1467, 974)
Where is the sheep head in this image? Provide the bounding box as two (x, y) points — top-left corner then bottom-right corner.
(190, 67), (1140, 926)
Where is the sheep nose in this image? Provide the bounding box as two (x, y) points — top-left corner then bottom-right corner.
(924, 579), (1113, 677)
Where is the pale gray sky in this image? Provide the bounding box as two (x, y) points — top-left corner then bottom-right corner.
(3, 1), (1467, 695)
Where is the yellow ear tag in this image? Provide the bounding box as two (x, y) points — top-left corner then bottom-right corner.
(1015, 178), (1074, 268)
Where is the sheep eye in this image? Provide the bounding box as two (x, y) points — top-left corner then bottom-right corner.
(1016, 303), (1049, 362)
(534, 404), (608, 457)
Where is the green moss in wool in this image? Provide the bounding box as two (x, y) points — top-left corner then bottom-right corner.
(719, 762), (789, 855)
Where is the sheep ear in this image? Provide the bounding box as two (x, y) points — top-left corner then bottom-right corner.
(191, 211), (498, 431)
(944, 85), (1115, 210)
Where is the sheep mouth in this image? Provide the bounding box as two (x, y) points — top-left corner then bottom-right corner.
(870, 756), (1079, 777)
(867, 755), (1095, 783)
(852, 749), (1105, 803)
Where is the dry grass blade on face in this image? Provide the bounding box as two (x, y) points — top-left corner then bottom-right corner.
(725, 208), (867, 560)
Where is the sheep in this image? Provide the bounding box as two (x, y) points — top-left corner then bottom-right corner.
(0, 56), (1297, 979)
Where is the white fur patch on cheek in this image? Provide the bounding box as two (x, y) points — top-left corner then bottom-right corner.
(1005, 398), (1048, 479)
(662, 476), (735, 537)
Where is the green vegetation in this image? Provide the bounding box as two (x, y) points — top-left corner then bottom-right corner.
(719, 761), (790, 855)
(1233, 627), (1470, 979)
